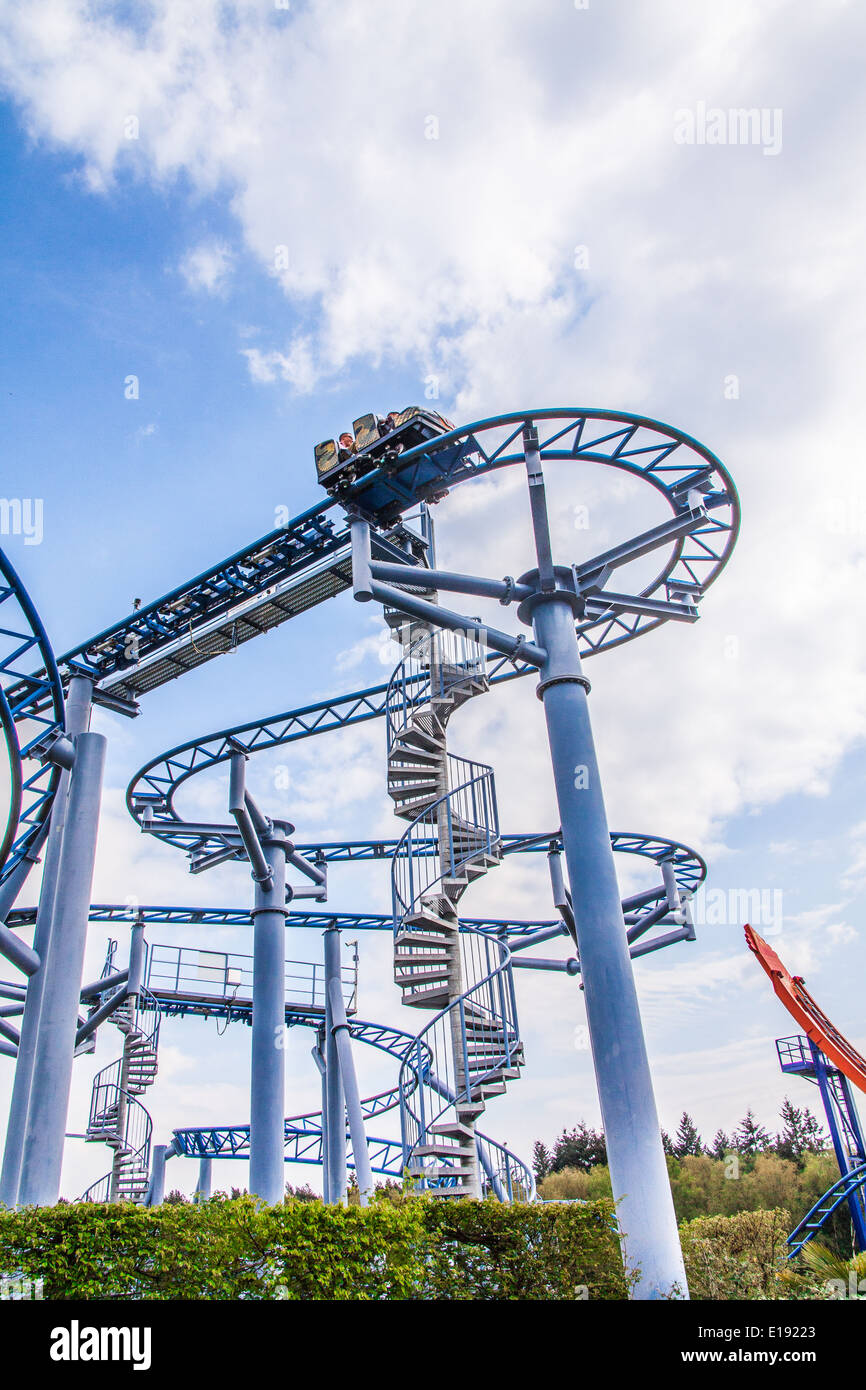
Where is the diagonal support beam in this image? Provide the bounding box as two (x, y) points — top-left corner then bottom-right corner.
(574, 506), (707, 587)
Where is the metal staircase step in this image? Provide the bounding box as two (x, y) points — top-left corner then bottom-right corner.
(396, 966), (451, 985)
(430, 1120), (475, 1141)
(412, 1144), (473, 1160)
(402, 987), (451, 1010)
(396, 930), (452, 950)
(394, 952), (451, 965)
(456, 1101), (486, 1119)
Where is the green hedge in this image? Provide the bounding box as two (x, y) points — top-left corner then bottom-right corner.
(0, 1194), (627, 1300)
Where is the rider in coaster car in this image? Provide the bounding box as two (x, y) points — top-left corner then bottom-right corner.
(378, 412), (400, 437)
(337, 432), (357, 462)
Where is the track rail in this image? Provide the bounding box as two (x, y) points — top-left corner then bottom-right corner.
(0, 550), (65, 886)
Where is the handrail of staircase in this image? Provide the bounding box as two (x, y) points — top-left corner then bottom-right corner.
(385, 627), (487, 749)
(397, 924), (520, 1188)
(391, 762), (499, 927)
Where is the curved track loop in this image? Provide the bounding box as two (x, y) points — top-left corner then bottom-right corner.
(169, 1011), (531, 1200)
(0, 550), (65, 886)
(345, 407), (740, 659)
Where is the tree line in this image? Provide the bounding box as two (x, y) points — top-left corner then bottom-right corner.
(532, 1099), (827, 1182)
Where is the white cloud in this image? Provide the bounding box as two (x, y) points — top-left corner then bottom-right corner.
(179, 238), (234, 294)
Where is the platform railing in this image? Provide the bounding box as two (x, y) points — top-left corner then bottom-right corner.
(144, 944), (357, 1014)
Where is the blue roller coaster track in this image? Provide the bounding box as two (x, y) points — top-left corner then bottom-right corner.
(2, 407), (740, 1298)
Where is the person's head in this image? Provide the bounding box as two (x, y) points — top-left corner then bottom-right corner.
(339, 432), (354, 448)
(385, 412), (398, 428)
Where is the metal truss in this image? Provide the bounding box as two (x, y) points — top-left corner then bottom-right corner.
(342, 407), (739, 658)
(46, 408), (736, 719)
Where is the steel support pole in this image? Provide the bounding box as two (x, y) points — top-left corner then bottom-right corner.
(195, 1156), (213, 1202)
(326, 976), (374, 1206)
(323, 927), (346, 1203)
(146, 1144), (169, 1206)
(519, 438), (686, 1298)
(0, 677), (93, 1207)
(312, 1035), (329, 1202)
(16, 727), (107, 1206)
(526, 592), (687, 1298)
(248, 831), (288, 1205)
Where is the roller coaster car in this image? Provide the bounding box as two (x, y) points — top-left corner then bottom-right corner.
(314, 406), (454, 493)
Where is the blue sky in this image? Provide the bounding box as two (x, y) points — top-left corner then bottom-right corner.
(1, 0), (865, 1197)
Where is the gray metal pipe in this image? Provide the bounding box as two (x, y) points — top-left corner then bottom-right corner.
(323, 928), (346, 1203)
(194, 1155), (212, 1202)
(0, 1017), (21, 1045)
(327, 977), (374, 1206)
(630, 927), (693, 959)
(16, 729), (107, 1207)
(0, 675), (93, 1207)
(75, 986), (129, 1048)
(369, 581), (547, 668)
(350, 518), (374, 601)
(370, 560), (534, 606)
(80, 967), (129, 1000)
(248, 834), (288, 1205)
(524, 449), (687, 1299)
(508, 923), (570, 953)
(0, 923), (40, 976)
(512, 956), (580, 975)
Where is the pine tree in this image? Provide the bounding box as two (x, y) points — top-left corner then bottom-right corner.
(674, 1111), (704, 1158)
(710, 1128), (730, 1161)
(774, 1098), (827, 1166)
(532, 1140), (552, 1182)
(660, 1129), (676, 1157)
(549, 1122), (606, 1173)
(734, 1108), (771, 1156)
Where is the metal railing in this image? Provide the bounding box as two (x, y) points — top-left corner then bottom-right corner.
(386, 627), (486, 750)
(144, 944), (357, 1014)
(397, 925), (522, 1187)
(391, 759), (499, 932)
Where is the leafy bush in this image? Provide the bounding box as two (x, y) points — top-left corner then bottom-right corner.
(680, 1207), (792, 1299)
(0, 1192), (627, 1301)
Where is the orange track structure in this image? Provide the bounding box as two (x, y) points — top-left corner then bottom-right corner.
(745, 925), (866, 1094)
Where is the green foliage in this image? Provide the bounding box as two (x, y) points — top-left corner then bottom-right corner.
(546, 1121), (606, 1174)
(680, 1208), (794, 1300)
(0, 1192), (627, 1301)
(539, 1150), (844, 1243)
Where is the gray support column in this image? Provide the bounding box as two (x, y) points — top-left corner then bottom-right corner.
(0, 677), (93, 1207)
(323, 927), (346, 1203)
(326, 977), (374, 1206)
(248, 830), (288, 1205)
(527, 592), (687, 1298)
(194, 1156), (212, 1202)
(311, 1035), (329, 1202)
(16, 726), (106, 1207)
(146, 1143), (169, 1206)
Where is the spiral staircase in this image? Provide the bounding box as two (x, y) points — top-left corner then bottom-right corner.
(387, 626), (527, 1198)
(80, 943), (160, 1203)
